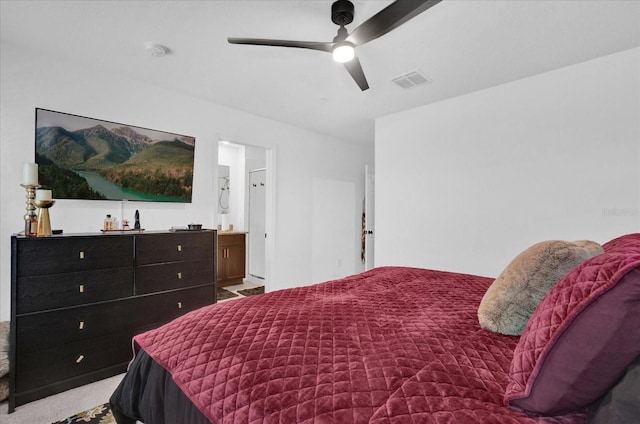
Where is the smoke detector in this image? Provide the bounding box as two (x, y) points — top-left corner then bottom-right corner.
(144, 42), (169, 57)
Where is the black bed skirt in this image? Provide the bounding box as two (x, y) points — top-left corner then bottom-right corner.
(109, 349), (211, 424)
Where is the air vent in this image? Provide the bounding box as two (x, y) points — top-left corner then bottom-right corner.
(144, 42), (169, 57)
(392, 69), (431, 89)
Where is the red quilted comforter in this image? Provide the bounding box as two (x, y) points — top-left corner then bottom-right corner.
(132, 266), (586, 423)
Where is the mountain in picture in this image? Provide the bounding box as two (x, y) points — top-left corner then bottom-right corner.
(35, 110), (195, 202)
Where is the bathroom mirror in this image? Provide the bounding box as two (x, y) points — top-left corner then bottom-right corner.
(218, 165), (230, 215)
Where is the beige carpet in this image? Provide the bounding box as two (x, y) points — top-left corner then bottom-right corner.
(0, 374), (125, 424)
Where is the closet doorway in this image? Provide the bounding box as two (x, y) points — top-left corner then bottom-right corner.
(217, 141), (274, 288)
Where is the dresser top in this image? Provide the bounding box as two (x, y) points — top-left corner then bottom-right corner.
(13, 229), (217, 239)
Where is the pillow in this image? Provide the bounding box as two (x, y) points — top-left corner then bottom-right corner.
(505, 233), (640, 415)
(603, 232), (640, 252)
(587, 354), (640, 424)
(0, 376), (7, 403)
(478, 240), (603, 335)
(0, 321), (8, 378)
(0, 321), (7, 402)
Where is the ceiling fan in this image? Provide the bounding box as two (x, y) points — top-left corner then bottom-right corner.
(228, 0), (442, 91)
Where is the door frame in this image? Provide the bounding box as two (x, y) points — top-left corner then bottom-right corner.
(364, 164), (375, 270)
(217, 142), (276, 290)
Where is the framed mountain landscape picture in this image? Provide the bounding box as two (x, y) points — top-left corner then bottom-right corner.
(35, 108), (195, 203)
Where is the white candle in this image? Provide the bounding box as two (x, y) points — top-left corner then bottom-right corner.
(36, 189), (52, 201)
(22, 162), (38, 186)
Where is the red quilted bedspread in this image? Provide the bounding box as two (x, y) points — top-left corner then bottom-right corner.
(133, 266), (586, 423)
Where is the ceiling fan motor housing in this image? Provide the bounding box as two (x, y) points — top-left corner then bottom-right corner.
(332, 0), (354, 26)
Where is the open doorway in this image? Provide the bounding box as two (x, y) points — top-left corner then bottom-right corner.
(217, 141), (274, 291)
(248, 168), (266, 281)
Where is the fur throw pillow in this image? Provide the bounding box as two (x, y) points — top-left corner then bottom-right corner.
(0, 321), (8, 402)
(0, 321), (8, 377)
(0, 376), (7, 402)
(478, 240), (603, 335)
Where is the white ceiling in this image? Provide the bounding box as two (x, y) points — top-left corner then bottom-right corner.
(1, 0), (639, 145)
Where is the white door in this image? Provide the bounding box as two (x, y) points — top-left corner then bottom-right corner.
(249, 169), (266, 279)
(364, 165), (375, 270)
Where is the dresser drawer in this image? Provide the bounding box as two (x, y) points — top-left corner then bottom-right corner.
(15, 331), (134, 393)
(16, 299), (140, 353)
(17, 267), (133, 314)
(135, 258), (214, 294)
(16, 235), (133, 276)
(218, 233), (246, 247)
(136, 231), (214, 265)
(16, 285), (214, 355)
(132, 285), (215, 329)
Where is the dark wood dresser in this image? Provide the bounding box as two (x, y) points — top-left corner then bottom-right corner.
(9, 230), (217, 412)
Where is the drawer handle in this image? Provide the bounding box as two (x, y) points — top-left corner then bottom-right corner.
(177, 272), (182, 280)
(79, 284), (85, 293)
(79, 321), (84, 330)
(79, 251), (85, 259)
(177, 302), (182, 309)
(76, 355), (85, 364)
(177, 245), (182, 252)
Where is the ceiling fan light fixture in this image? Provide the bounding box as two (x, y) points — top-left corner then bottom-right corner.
(332, 42), (355, 63)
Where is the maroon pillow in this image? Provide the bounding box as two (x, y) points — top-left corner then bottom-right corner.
(602, 232), (640, 252)
(504, 233), (640, 415)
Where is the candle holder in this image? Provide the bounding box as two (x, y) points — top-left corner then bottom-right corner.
(20, 183), (40, 236)
(34, 199), (55, 237)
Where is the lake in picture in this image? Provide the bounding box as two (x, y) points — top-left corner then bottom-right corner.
(75, 171), (184, 202)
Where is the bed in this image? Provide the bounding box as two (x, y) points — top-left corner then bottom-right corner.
(110, 233), (640, 423)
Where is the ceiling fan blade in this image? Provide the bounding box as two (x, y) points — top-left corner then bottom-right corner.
(343, 57), (369, 91)
(346, 0), (442, 46)
(228, 37), (334, 53)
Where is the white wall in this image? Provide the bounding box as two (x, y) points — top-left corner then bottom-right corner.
(0, 41), (373, 321)
(375, 48), (640, 278)
(311, 177), (357, 283)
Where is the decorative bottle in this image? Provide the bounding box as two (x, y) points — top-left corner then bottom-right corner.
(25, 211), (38, 236)
(104, 214), (112, 231)
(134, 210), (141, 230)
